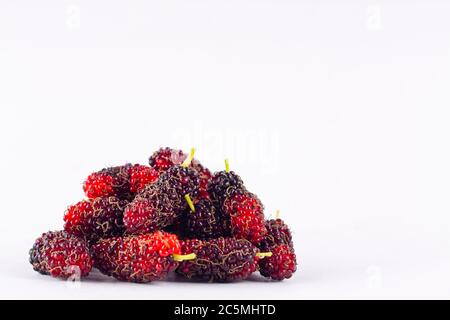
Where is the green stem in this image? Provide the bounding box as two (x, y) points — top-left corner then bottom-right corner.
(181, 148), (195, 167)
(173, 253), (196, 262)
(225, 159), (230, 173)
(256, 252), (273, 259)
(185, 194), (196, 213)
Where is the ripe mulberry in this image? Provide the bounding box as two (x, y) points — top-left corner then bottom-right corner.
(83, 164), (131, 199)
(29, 231), (93, 279)
(92, 231), (187, 283)
(149, 147), (187, 172)
(191, 159), (212, 199)
(178, 238), (204, 255)
(259, 244), (297, 281)
(129, 165), (159, 194)
(259, 219), (293, 251)
(207, 170), (245, 205)
(123, 185), (176, 234)
(157, 166), (200, 211)
(83, 164), (158, 200)
(182, 196), (230, 240)
(176, 237), (259, 282)
(149, 147), (211, 199)
(64, 196), (128, 243)
(222, 190), (267, 245)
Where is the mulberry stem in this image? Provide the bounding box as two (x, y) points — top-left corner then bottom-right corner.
(225, 159), (230, 173)
(256, 252), (273, 258)
(173, 253), (197, 262)
(182, 148), (195, 167)
(185, 194), (196, 213)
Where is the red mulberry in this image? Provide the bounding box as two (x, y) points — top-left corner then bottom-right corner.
(29, 231), (93, 279)
(83, 164), (158, 200)
(64, 196), (128, 243)
(223, 190), (267, 245)
(259, 244), (297, 281)
(149, 147), (187, 172)
(129, 165), (159, 194)
(92, 231), (189, 283)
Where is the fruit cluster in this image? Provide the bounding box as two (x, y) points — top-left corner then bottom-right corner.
(30, 147), (298, 283)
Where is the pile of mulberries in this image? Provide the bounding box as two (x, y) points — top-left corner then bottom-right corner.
(30, 147), (298, 283)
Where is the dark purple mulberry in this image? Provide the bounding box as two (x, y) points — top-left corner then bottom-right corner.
(176, 237), (259, 282)
(157, 166), (200, 211)
(123, 184), (177, 234)
(181, 198), (230, 239)
(259, 218), (293, 251)
(207, 170), (246, 205)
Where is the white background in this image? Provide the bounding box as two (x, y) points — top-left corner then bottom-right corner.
(1, 0), (450, 299)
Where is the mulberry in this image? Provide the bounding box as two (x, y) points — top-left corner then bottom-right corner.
(29, 231), (93, 279)
(182, 195), (230, 240)
(176, 237), (259, 282)
(83, 164), (158, 200)
(191, 159), (212, 199)
(178, 238), (204, 255)
(149, 147), (187, 172)
(149, 147), (211, 199)
(207, 160), (246, 205)
(259, 218), (293, 251)
(64, 196), (128, 243)
(259, 244), (297, 281)
(129, 165), (159, 194)
(123, 185), (176, 234)
(92, 231), (194, 283)
(157, 154), (200, 211)
(223, 190), (267, 245)
(83, 164), (131, 199)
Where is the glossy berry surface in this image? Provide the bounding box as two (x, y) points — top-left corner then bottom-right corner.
(157, 166), (200, 211)
(93, 231), (181, 283)
(181, 198), (230, 240)
(83, 164), (132, 200)
(149, 147), (187, 172)
(207, 171), (245, 205)
(83, 164), (158, 200)
(129, 164), (159, 194)
(149, 148), (211, 199)
(64, 196), (128, 243)
(176, 237), (259, 282)
(178, 239), (204, 255)
(231, 213), (266, 245)
(259, 219), (293, 251)
(259, 244), (297, 281)
(191, 159), (212, 199)
(223, 191), (267, 245)
(29, 231), (93, 279)
(123, 185), (176, 234)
